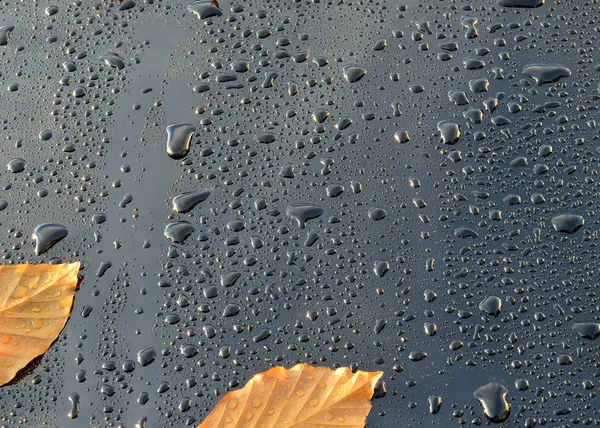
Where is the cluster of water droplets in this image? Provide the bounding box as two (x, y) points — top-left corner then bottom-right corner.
(0, 0), (599, 427)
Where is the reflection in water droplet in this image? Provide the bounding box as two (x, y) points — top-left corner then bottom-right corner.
(0, 25), (14, 46)
(137, 347), (156, 367)
(166, 123), (196, 159)
(255, 132), (276, 144)
(522, 64), (571, 85)
(67, 392), (80, 419)
(572, 323), (600, 340)
(39, 130), (53, 141)
(394, 130), (410, 143)
(448, 89), (469, 105)
(188, 0), (223, 19)
(454, 226), (479, 239)
(172, 190), (211, 213)
(368, 207), (387, 221)
(7, 158), (25, 173)
(72, 86), (86, 98)
(45, 6), (58, 16)
(286, 204), (324, 229)
(326, 184), (344, 198)
(479, 296), (502, 316)
(428, 395), (442, 414)
(164, 221), (195, 243)
(498, 0), (545, 8)
(551, 214), (584, 234)
(408, 351), (427, 361)
(99, 52), (126, 70)
(342, 65), (367, 83)
(473, 382), (511, 423)
(437, 120), (461, 144)
(32, 223), (68, 256)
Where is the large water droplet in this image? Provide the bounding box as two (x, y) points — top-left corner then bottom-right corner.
(437, 120), (461, 144)
(188, 0), (223, 19)
(342, 65), (367, 83)
(522, 64), (571, 85)
(164, 221), (195, 243)
(172, 190), (211, 213)
(551, 214), (584, 234)
(137, 347), (156, 367)
(473, 383), (511, 423)
(166, 123), (196, 159)
(99, 52), (126, 70)
(498, 0), (544, 7)
(286, 204), (324, 228)
(32, 223), (68, 256)
(572, 323), (600, 340)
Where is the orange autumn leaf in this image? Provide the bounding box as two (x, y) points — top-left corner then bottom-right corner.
(0, 262), (80, 386)
(197, 363), (383, 428)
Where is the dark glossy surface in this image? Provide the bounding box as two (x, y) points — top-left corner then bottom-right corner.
(0, 0), (598, 427)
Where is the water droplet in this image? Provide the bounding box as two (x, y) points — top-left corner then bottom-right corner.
(166, 123), (196, 159)
(408, 351), (428, 362)
(67, 393), (80, 419)
(137, 347), (156, 367)
(368, 207), (387, 221)
(164, 221), (195, 243)
(32, 223), (68, 255)
(437, 120), (461, 144)
(551, 214), (584, 234)
(572, 323), (600, 340)
(342, 65), (367, 83)
(188, 0), (222, 19)
(479, 296), (502, 316)
(99, 52), (126, 70)
(522, 64), (571, 85)
(172, 190), (211, 213)
(498, 0), (544, 7)
(286, 204), (324, 228)
(7, 158), (25, 173)
(428, 395), (442, 414)
(473, 383), (510, 423)
(0, 25), (14, 46)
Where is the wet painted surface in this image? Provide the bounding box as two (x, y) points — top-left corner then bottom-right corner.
(0, 0), (598, 427)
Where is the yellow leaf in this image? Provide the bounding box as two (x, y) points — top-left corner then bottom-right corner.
(197, 363), (383, 428)
(0, 262), (80, 386)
